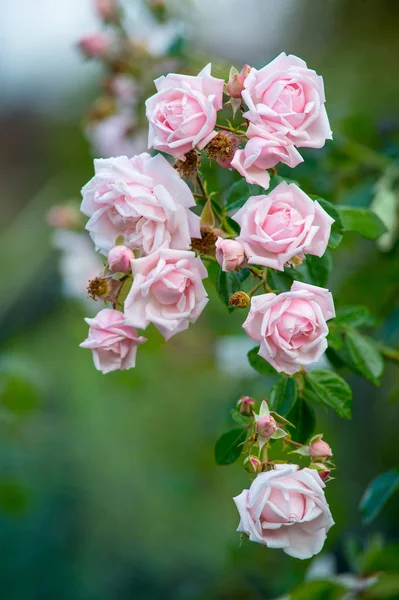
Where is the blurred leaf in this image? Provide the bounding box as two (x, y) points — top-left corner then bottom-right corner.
(0, 373), (39, 414)
(339, 206), (387, 239)
(334, 305), (376, 328)
(216, 269), (240, 306)
(306, 251), (332, 287)
(230, 409), (253, 427)
(290, 580), (346, 600)
(0, 481), (30, 514)
(304, 370), (353, 419)
(287, 397), (315, 443)
(269, 376), (297, 415)
(225, 180), (264, 211)
(247, 346), (278, 376)
(369, 573), (399, 598)
(215, 427), (247, 465)
(345, 330), (384, 386)
(360, 469), (399, 524)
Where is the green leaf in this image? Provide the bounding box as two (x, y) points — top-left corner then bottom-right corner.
(369, 573), (399, 598)
(334, 305), (376, 328)
(214, 427), (247, 465)
(0, 480), (30, 514)
(360, 469), (399, 524)
(290, 581), (347, 600)
(247, 346), (278, 376)
(216, 269), (240, 306)
(269, 376), (298, 415)
(339, 206), (387, 239)
(230, 409), (253, 427)
(0, 374), (39, 414)
(345, 330), (384, 385)
(313, 197), (344, 249)
(304, 369), (353, 419)
(305, 251), (332, 287)
(225, 179), (264, 211)
(287, 398), (316, 444)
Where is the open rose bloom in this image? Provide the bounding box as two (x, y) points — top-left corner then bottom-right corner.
(124, 248), (208, 340)
(234, 464), (334, 560)
(80, 308), (146, 374)
(81, 153), (200, 255)
(233, 181), (334, 270)
(145, 64), (224, 158)
(243, 281), (335, 374)
(242, 53), (332, 150)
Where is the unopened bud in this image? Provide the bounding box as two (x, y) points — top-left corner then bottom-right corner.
(312, 463), (331, 481)
(257, 415), (277, 439)
(229, 291), (250, 309)
(95, 0), (118, 21)
(226, 73), (244, 98)
(237, 395), (255, 415)
(310, 440), (332, 459)
(244, 456), (262, 474)
(216, 238), (245, 272)
(108, 245), (135, 273)
(78, 33), (110, 59)
(240, 64), (252, 79)
(46, 204), (80, 229)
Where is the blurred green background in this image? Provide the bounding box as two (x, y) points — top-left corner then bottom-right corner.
(1, 1), (399, 598)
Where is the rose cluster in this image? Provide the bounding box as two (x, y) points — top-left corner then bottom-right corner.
(76, 52), (337, 560)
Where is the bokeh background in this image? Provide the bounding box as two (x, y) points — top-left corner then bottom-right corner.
(2, 0), (399, 598)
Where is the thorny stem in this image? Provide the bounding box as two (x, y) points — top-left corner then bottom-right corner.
(196, 174), (208, 200)
(285, 438), (302, 448)
(215, 123), (247, 136)
(248, 278), (266, 297)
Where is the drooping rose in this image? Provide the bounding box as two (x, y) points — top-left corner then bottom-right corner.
(124, 248), (208, 340)
(81, 153), (200, 255)
(233, 464), (334, 560)
(215, 238), (245, 272)
(233, 181), (334, 270)
(242, 53), (332, 150)
(80, 308), (146, 374)
(145, 64), (224, 159)
(230, 124), (303, 187)
(243, 281), (335, 374)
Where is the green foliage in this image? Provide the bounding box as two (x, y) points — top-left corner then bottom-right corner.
(0, 481), (29, 514)
(216, 268), (240, 306)
(360, 469), (399, 524)
(247, 346), (278, 376)
(225, 179), (264, 211)
(269, 376), (298, 415)
(345, 329), (384, 385)
(339, 206), (387, 239)
(287, 397), (316, 443)
(304, 369), (353, 419)
(0, 373), (39, 414)
(313, 196), (344, 249)
(290, 580), (347, 600)
(305, 251), (332, 287)
(214, 427), (247, 465)
(333, 305), (376, 328)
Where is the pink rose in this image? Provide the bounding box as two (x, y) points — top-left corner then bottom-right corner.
(124, 248), (208, 340)
(231, 124), (303, 187)
(145, 64), (224, 159)
(215, 238), (245, 271)
(81, 153), (200, 255)
(233, 464), (334, 560)
(242, 53), (332, 150)
(78, 33), (110, 58)
(80, 308), (146, 374)
(233, 181), (334, 270)
(243, 281), (335, 374)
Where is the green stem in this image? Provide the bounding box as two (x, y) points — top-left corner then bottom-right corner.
(380, 344), (399, 363)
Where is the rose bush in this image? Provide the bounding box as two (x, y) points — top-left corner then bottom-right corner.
(233, 464), (334, 560)
(243, 281), (335, 374)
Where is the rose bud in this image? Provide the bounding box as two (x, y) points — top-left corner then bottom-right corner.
(312, 463), (331, 481)
(215, 238), (245, 272)
(244, 456), (262, 474)
(226, 73), (245, 98)
(310, 440), (332, 459)
(46, 204), (80, 229)
(240, 64), (252, 79)
(256, 415), (277, 439)
(237, 396), (255, 415)
(95, 0), (118, 21)
(108, 245), (135, 273)
(78, 33), (110, 59)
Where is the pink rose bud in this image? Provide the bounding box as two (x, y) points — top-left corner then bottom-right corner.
(240, 64), (252, 79)
(244, 456), (262, 474)
(312, 463), (331, 481)
(237, 395), (255, 415)
(78, 33), (109, 58)
(226, 73), (245, 98)
(46, 204), (80, 229)
(108, 245), (135, 273)
(215, 238), (245, 272)
(95, 0), (118, 21)
(310, 440), (332, 459)
(257, 415), (277, 439)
